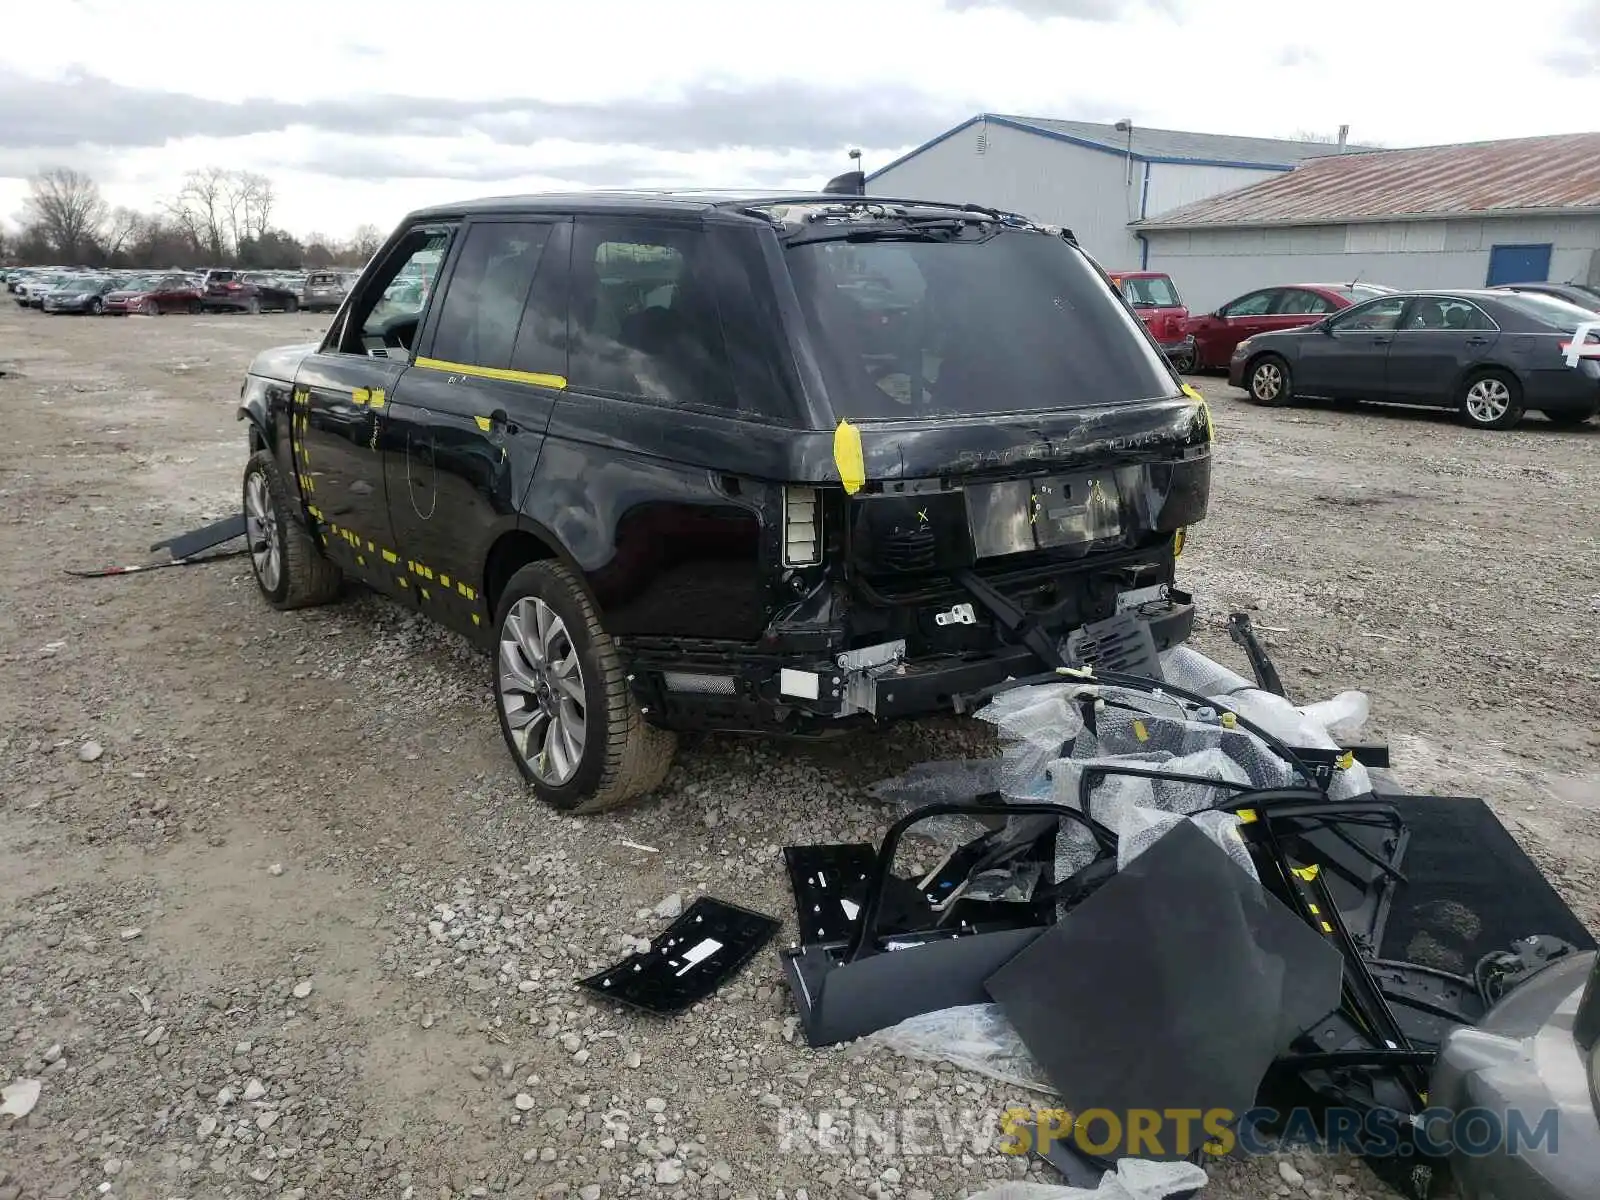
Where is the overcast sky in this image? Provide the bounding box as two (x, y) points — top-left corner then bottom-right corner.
(2, 0), (1597, 240)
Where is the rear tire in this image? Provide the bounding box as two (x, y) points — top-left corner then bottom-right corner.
(284, 296), (300, 314)
(493, 560), (676, 813)
(1248, 354), (1293, 406)
(242, 450), (342, 610)
(1458, 369), (1524, 430)
(245, 296), (261, 316)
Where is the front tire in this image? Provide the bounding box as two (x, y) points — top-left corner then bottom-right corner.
(1458, 369), (1524, 430)
(245, 296), (261, 315)
(493, 561), (676, 813)
(284, 296), (300, 314)
(88, 298), (103, 315)
(1248, 355), (1293, 406)
(140, 299), (159, 316)
(242, 450), (342, 610)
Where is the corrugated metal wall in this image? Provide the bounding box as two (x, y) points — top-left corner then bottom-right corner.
(1143, 214), (1600, 312)
(869, 120), (1143, 266)
(1143, 162), (1284, 220)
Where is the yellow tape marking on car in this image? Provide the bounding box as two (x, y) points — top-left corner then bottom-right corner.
(457, 582), (476, 600)
(397, 576), (408, 588)
(369, 388), (386, 409)
(353, 387), (373, 407)
(440, 574), (451, 588)
(307, 505), (323, 519)
(382, 549), (398, 564)
(1180, 383), (1215, 442)
(413, 356), (569, 390)
(357, 555), (366, 567)
(1173, 527), (1185, 557)
(833, 420), (865, 495)
(1292, 864), (1320, 882)
(472, 613), (481, 626)
(1237, 809), (1257, 824)
(1336, 750), (1355, 770)
(474, 416), (493, 432)
(1132, 719), (1149, 742)
(1321, 921), (1334, 933)
(366, 541), (375, 553)
(420, 587), (430, 602)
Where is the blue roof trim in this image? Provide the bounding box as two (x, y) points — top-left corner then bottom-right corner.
(865, 115), (984, 182)
(868, 113), (1304, 181)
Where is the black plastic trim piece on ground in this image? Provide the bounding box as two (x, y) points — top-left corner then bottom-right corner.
(578, 896), (779, 1016)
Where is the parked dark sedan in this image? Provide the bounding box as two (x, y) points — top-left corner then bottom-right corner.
(42, 275), (125, 315)
(1490, 281), (1600, 313)
(1229, 289), (1600, 429)
(241, 273), (302, 313)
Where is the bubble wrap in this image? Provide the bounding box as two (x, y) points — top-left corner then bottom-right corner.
(964, 1159), (1209, 1200)
(862, 1002), (1055, 1095)
(974, 683), (1087, 800)
(866, 758), (999, 846)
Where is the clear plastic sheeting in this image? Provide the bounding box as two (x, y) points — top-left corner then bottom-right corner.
(862, 1002), (1056, 1095)
(964, 1158), (1209, 1200)
(976, 682), (1088, 801)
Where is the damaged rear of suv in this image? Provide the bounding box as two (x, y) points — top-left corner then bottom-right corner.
(235, 191), (1211, 813)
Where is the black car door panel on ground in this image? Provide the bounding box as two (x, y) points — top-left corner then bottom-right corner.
(292, 224), (455, 600)
(384, 217), (572, 637)
(534, 219), (790, 643)
(1295, 295), (1408, 399)
(1383, 296), (1500, 404)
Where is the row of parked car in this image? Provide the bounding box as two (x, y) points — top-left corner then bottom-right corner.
(2, 266), (360, 316)
(1106, 270), (1600, 429)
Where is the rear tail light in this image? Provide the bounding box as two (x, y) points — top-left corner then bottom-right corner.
(782, 486), (822, 567)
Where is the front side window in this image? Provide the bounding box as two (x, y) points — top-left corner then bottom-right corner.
(337, 228), (452, 356)
(1331, 296), (1407, 332)
(428, 222), (556, 372)
(1120, 274), (1182, 308)
(1223, 291), (1274, 318)
(568, 221), (734, 409)
(786, 225), (1175, 420)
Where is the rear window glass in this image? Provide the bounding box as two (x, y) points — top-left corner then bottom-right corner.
(1119, 275), (1181, 308)
(785, 227), (1176, 420)
(1498, 292), (1600, 330)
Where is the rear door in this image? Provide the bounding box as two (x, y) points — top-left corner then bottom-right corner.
(1383, 296), (1500, 405)
(1296, 294), (1407, 399)
(1270, 287), (1339, 331)
(382, 216), (571, 636)
(292, 223), (455, 596)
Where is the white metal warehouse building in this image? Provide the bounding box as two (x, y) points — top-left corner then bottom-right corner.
(865, 113), (1356, 272)
(1134, 133), (1600, 313)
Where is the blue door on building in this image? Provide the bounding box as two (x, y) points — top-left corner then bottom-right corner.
(1485, 243), (1553, 286)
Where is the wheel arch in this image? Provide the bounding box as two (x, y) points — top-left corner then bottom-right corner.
(483, 522), (585, 621)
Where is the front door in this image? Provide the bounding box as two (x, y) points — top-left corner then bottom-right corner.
(292, 224), (455, 595)
(383, 217), (572, 637)
(1384, 296), (1501, 405)
(1191, 289), (1276, 369)
(1297, 294), (1408, 400)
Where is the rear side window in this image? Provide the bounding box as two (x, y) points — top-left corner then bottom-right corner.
(430, 222), (557, 372)
(1275, 289), (1334, 315)
(568, 221), (735, 411)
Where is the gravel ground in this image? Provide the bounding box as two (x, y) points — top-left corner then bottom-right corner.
(1, 307), (1596, 1200)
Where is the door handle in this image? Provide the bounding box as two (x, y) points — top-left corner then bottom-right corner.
(1465, 336), (1490, 347)
(488, 408), (520, 435)
(1371, 336), (1392, 346)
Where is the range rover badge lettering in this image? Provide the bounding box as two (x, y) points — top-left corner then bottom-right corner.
(935, 602), (978, 626)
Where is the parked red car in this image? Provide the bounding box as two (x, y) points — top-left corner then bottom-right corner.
(1184, 283), (1396, 372)
(1106, 271), (1193, 369)
(103, 274), (203, 315)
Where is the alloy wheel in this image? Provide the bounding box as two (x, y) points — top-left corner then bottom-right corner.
(244, 469), (281, 593)
(498, 597), (587, 786)
(1252, 362), (1282, 402)
(1465, 378), (1511, 424)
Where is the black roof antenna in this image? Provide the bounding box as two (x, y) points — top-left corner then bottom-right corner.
(823, 149), (866, 196)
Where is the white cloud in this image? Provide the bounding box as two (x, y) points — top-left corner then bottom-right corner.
(2, 0), (1597, 239)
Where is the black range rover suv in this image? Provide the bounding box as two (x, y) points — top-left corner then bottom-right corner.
(237, 191), (1212, 812)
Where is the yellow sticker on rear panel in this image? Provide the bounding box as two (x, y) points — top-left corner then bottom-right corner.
(1181, 384), (1214, 441)
(833, 420), (865, 495)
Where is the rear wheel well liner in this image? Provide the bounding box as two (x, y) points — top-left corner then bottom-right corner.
(483, 528), (567, 617)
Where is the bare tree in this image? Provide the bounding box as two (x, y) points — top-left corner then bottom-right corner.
(347, 223), (383, 261)
(167, 167), (232, 260)
(102, 207), (142, 259)
(239, 172), (275, 241)
(22, 168), (109, 262)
